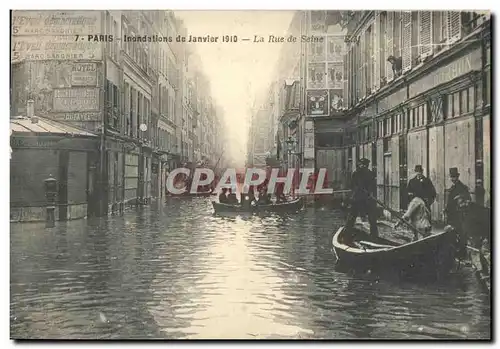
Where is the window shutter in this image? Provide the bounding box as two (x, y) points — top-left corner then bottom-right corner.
(373, 12), (381, 91)
(447, 11), (462, 43)
(344, 47), (350, 107)
(386, 12), (394, 81)
(418, 11), (433, 58)
(359, 34), (365, 99)
(402, 11), (412, 73)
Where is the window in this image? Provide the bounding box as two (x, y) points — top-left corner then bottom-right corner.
(114, 19), (119, 60)
(418, 11), (433, 58)
(386, 11), (395, 82)
(401, 11), (412, 73)
(460, 89), (468, 114)
(379, 12), (387, 80)
(137, 92), (142, 137)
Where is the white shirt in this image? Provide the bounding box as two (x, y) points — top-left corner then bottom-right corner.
(403, 197), (431, 232)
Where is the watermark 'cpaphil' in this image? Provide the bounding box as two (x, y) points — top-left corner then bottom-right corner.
(166, 167), (190, 194)
(165, 167), (334, 194)
(267, 168), (295, 194)
(190, 168), (215, 193)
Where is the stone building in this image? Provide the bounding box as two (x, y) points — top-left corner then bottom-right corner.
(342, 11), (491, 220)
(10, 10), (227, 220)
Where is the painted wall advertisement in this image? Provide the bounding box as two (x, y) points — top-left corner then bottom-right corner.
(11, 11), (102, 62)
(53, 88), (100, 112)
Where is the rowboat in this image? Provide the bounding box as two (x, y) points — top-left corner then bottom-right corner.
(212, 197), (304, 214)
(167, 190), (214, 198)
(331, 224), (457, 277)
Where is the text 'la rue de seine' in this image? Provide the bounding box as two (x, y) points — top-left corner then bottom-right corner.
(253, 35), (324, 43)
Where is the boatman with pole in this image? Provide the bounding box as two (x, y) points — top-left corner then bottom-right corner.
(345, 158), (379, 237)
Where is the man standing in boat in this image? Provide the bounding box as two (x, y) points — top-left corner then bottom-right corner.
(444, 167), (471, 258)
(407, 165), (436, 214)
(345, 158), (379, 237)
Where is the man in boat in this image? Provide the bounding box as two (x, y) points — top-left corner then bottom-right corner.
(345, 158), (379, 237)
(444, 167), (471, 258)
(395, 192), (432, 241)
(257, 186), (271, 205)
(407, 165), (436, 213)
(219, 188), (228, 203)
(275, 182), (287, 203)
(227, 188), (238, 204)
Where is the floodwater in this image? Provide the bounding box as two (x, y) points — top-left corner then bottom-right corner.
(10, 197), (491, 339)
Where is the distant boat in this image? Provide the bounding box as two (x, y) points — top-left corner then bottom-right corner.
(331, 224), (457, 277)
(212, 198), (304, 214)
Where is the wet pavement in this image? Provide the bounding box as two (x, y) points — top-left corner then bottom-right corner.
(10, 197), (491, 339)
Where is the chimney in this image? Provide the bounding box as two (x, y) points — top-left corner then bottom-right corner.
(27, 99), (37, 124)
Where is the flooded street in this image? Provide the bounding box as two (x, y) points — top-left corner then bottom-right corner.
(10, 198), (490, 339)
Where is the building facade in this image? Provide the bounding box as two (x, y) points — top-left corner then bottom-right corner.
(342, 11), (491, 221)
(262, 10), (490, 221)
(10, 10), (227, 221)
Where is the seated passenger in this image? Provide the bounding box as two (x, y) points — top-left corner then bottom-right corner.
(219, 188), (228, 203)
(227, 188), (239, 204)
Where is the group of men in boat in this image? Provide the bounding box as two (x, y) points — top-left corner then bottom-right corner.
(346, 158), (490, 256)
(218, 179), (288, 208)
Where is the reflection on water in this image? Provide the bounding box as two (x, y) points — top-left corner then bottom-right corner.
(10, 198), (490, 339)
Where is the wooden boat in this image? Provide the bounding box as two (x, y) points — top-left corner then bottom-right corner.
(168, 190), (214, 198)
(331, 224), (457, 277)
(212, 198), (303, 214)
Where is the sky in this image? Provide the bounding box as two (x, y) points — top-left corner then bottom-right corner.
(176, 11), (295, 166)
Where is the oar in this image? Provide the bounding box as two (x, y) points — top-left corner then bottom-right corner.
(362, 189), (422, 239)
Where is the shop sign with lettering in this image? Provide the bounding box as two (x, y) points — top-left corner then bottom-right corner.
(71, 63), (98, 86)
(50, 112), (102, 122)
(409, 48), (482, 98)
(53, 88), (100, 112)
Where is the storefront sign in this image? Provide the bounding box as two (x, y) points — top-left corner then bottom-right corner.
(11, 137), (57, 148)
(12, 10), (101, 36)
(306, 90), (329, 116)
(71, 63), (98, 86)
(11, 35), (102, 62)
(50, 111), (101, 122)
(409, 48), (482, 98)
(53, 88), (100, 112)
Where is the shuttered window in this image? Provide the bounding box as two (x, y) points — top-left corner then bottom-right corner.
(386, 12), (394, 81)
(373, 12), (381, 91)
(418, 11), (433, 58)
(379, 11), (387, 83)
(402, 11), (412, 73)
(447, 11), (462, 43)
(393, 11), (402, 58)
(359, 33), (365, 99)
(344, 47), (350, 107)
(367, 25), (373, 93)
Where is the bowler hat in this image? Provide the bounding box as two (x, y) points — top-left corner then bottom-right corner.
(359, 158), (370, 165)
(414, 165), (423, 172)
(449, 167), (460, 177)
